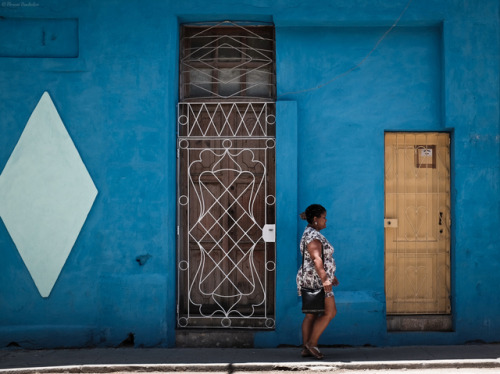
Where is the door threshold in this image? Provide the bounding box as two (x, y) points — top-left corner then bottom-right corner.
(387, 315), (453, 332)
(176, 329), (255, 348)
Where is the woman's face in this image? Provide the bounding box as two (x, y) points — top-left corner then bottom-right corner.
(314, 211), (327, 230)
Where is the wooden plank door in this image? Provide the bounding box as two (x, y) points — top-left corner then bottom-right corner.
(385, 132), (451, 315)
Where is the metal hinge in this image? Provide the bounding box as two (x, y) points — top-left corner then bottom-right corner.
(177, 226), (180, 235)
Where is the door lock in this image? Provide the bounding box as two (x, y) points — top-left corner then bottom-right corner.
(384, 218), (398, 228)
(262, 224), (276, 242)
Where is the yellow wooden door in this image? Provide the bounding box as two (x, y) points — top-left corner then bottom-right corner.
(385, 133), (451, 314)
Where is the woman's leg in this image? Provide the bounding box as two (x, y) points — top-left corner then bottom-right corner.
(302, 313), (317, 345)
(307, 296), (337, 347)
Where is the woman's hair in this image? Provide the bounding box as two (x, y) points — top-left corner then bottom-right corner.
(299, 204), (326, 224)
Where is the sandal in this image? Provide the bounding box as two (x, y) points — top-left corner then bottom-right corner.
(301, 347), (312, 357)
(305, 343), (324, 359)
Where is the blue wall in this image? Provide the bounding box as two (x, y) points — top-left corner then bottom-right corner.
(0, 0), (498, 348)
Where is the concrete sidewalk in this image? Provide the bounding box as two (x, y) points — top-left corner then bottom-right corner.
(1, 344), (500, 373)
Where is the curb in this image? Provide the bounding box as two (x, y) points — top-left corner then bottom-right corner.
(2, 359), (500, 373)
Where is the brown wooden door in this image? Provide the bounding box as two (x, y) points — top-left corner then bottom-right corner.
(385, 132), (451, 315)
(177, 102), (276, 329)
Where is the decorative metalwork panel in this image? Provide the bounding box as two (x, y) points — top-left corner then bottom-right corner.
(177, 102), (276, 329)
(178, 102), (275, 138)
(384, 133), (451, 315)
(180, 21), (275, 100)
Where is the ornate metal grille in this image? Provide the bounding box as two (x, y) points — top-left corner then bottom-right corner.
(177, 102), (276, 329)
(178, 102), (276, 137)
(178, 22), (276, 329)
(179, 21), (275, 100)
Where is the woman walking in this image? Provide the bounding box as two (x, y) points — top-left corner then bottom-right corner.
(296, 204), (339, 359)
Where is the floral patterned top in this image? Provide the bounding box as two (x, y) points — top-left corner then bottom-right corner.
(296, 226), (336, 296)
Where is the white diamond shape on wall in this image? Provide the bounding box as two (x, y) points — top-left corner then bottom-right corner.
(0, 92), (97, 297)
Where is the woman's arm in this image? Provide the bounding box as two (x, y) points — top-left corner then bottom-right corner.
(307, 239), (332, 292)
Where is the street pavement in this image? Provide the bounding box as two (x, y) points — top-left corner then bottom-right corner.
(1, 344), (500, 373)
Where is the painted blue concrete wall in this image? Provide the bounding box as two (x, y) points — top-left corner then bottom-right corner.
(0, 0), (498, 348)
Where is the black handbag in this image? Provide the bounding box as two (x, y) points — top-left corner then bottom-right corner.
(301, 287), (325, 313)
(300, 241), (325, 313)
